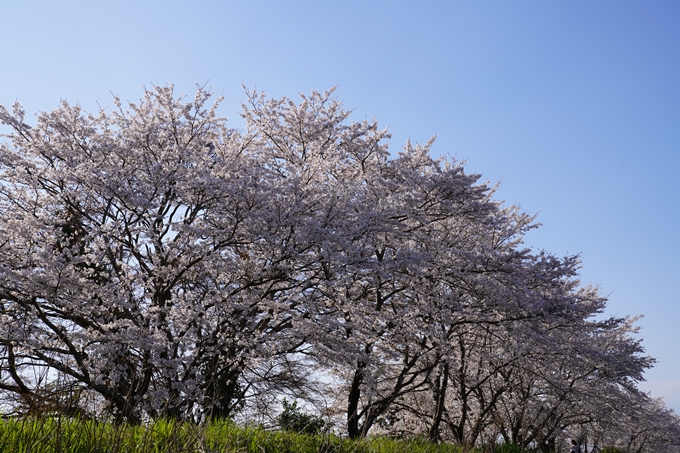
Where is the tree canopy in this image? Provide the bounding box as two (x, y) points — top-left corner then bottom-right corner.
(1, 86), (678, 452)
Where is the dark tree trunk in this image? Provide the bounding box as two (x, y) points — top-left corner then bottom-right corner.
(347, 364), (364, 439)
(429, 362), (449, 443)
(539, 436), (556, 453)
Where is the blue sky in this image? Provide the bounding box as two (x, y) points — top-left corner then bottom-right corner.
(2, 0), (679, 411)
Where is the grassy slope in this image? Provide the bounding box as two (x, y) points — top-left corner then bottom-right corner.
(0, 418), (472, 453)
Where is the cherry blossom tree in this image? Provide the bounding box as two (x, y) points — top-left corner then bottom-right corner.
(1, 85), (678, 453)
(0, 86), (327, 421)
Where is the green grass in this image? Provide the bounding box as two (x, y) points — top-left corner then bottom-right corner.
(0, 417), (473, 453)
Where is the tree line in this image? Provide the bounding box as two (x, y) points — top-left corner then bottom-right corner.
(1, 86), (678, 452)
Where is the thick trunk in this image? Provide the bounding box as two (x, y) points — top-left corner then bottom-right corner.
(429, 363), (449, 443)
(347, 364), (364, 439)
(112, 392), (141, 425)
(539, 436), (556, 453)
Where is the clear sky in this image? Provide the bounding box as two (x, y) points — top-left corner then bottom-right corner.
(2, 0), (679, 411)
